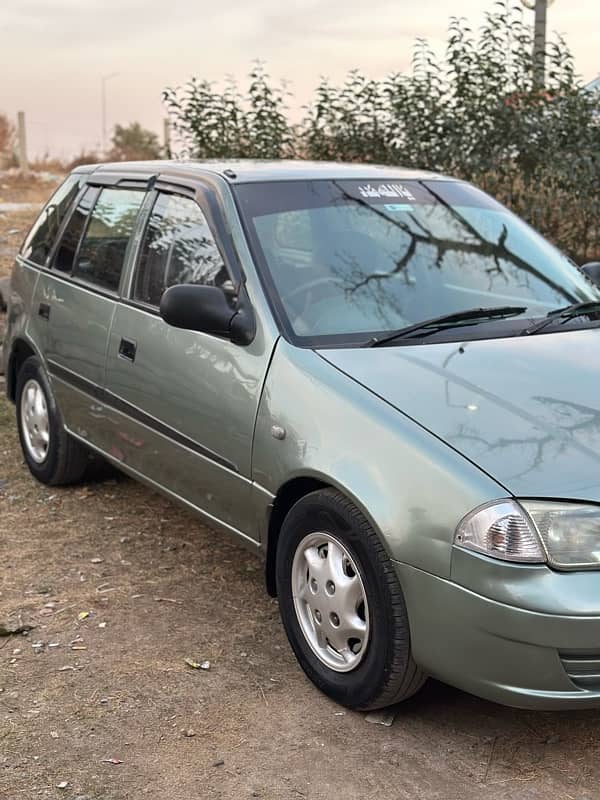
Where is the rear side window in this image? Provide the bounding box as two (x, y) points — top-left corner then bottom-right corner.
(21, 175), (80, 265)
(72, 188), (144, 292)
(133, 193), (228, 307)
(53, 187), (99, 273)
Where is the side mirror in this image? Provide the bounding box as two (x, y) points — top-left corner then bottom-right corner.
(581, 262), (600, 286)
(159, 284), (255, 345)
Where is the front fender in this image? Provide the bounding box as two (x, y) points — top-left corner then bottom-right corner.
(252, 340), (505, 579)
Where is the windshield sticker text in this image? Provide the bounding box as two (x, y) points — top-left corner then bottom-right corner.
(358, 183), (416, 201)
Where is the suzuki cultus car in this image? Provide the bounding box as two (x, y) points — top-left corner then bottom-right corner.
(5, 160), (600, 710)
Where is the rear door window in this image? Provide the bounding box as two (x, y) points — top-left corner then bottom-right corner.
(72, 188), (145, 292)
(132, 192), (228, 307)
(21, 175), (80, 265)
(53, 187), (99, 273)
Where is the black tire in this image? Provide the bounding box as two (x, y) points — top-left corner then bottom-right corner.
(16, 356), (91, 486)
(276, 488), (426, 710)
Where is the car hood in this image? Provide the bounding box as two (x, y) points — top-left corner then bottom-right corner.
(319, 329), (600, 501)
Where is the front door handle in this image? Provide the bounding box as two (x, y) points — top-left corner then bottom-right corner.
(39, 302), (50, 320)
(118, 338), (137, 363)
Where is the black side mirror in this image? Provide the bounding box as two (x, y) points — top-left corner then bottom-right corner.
(581, 262), (600, 286)
(159, 284), (255, 345)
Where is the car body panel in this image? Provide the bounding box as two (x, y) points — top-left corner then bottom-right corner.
(319, 328), (600, 501)
(252, 338), (506, 578)
(102, 300), (275, 537)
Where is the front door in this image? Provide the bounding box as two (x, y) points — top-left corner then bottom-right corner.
(103, 186), (274, 540)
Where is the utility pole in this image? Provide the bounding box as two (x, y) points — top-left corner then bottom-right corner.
(101, 72), (119, 154)
(533, 0), (548, 86)
(521, 0), (554, 87)
(17, 111), (28, 173)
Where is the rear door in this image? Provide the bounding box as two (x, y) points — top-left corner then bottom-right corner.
(102, 180), (274, 540)
(42, 184), (146, 444)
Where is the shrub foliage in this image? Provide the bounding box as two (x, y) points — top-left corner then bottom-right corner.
(164, 2), (599, 261)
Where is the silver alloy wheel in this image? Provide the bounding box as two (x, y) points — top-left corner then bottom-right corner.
(20, 378), (50, 464)
(292, 532), (370, 672)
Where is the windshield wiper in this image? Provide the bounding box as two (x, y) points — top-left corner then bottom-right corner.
(521, 301), (600, 336)
(368, 306), (528, 347)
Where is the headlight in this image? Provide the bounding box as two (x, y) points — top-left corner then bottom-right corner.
(455, 499), (600, 570)
(454, 500), (545, 563)
(521, 501), (600, 570)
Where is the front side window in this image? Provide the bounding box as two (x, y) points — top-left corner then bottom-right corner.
(235, 179), (600, 346)
(73, 188), (144, 292)
(21, 175), (80, 265)
(133, 193), (228, 307)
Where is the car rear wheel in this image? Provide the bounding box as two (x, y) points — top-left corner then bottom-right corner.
(16, 356), (91, 485)
(276, 488), (426, 710)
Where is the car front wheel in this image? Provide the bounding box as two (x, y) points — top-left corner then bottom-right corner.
(276, 488), (425, 710)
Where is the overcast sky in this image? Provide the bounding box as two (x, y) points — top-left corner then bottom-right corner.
(1, 0), (598, 158)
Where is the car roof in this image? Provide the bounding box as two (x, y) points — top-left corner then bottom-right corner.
(75, 159), (449, 184)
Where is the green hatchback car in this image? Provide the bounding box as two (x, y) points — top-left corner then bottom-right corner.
(6, 160), (600, 711)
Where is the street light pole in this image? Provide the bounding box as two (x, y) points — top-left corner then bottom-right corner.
(101, 72), (119, 154)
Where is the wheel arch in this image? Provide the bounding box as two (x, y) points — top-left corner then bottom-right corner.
(6, 337), (37, 403)
(264, 473), (391, 597)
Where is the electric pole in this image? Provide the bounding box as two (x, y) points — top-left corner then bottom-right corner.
(533, 0), (548, 86)
(521, 0), (554, 87)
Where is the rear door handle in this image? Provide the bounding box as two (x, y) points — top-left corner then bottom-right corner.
(38, 302), (50, 320)
(118, 338), (137, 363)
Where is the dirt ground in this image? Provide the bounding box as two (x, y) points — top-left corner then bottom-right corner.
(2, 175), (600, 800)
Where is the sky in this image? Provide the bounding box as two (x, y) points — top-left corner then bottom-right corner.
(1, 0), (599, 159)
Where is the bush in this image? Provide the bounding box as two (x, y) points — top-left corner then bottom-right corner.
(164, 2), (600, 262)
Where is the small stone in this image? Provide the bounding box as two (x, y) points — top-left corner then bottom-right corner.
(181, 728), (196, 738)
(50, 731), (59, 739)
(91, 557), (104, 564)
(57, 781), (68, 789)
(212, 759), (225, 767)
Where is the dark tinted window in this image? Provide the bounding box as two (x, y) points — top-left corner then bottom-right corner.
(21, 176), (80, 265)
(133, 193), (228, 307)
(53, 187), (99, 273)
(73, 188), (144, 292)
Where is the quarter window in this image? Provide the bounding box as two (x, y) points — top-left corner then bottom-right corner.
(72, 188), (144, 292)
(133, 193), (228, 307)
(21, 175), (80, 265)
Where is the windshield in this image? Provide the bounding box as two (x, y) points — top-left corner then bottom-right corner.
(235, 179), (600, 346)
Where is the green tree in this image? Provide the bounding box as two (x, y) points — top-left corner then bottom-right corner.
(163, 63), (295, 159)
(163, 2), (600, 262)
(109, 122), (162, 161)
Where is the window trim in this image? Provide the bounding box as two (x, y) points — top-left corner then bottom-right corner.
(126, 183), (237, 311)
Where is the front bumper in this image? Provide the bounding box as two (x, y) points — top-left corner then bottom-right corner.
(395, 559), (600, 710)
